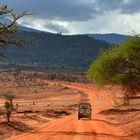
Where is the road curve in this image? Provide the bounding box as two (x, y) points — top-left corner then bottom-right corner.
(9, 82), (127, 140)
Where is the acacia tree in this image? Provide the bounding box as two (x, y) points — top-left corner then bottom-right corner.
(87, 35), (140, 105)
(0, 5), (31, 49)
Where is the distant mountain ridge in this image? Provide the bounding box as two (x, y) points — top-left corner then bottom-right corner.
(3, 31), (110, 70)
(19, 26), (130, 44)
(1, 26), (130, 71)
(87, 33), (129, 44)
(20, 26), (42, 33)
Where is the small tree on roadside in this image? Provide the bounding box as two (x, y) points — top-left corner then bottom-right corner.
(4, 94), (17, 122)
(87, 35), (140, 105)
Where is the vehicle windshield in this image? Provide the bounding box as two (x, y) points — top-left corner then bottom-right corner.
(80, 105), (90, 108)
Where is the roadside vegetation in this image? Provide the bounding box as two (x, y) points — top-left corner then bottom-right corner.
(4, 94), (17, 122)
(88, 35), (140, 105)
(0, 4), (140, 140)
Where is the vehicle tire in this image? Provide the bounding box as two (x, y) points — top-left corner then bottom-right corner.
(78, 116), (80, 120)
(86, 109), (90, 113)
(79, 109), (84, 113)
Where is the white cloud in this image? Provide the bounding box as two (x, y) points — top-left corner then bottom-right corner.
(2, 0), (139, 35)
(17, 13), (140, 35)
(18, 18), (70, 33)
(57, 13), (140, 35)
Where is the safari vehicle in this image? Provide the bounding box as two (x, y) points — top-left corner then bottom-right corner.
(78, 98), (92, 120)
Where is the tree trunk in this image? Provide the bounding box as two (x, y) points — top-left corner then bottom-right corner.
(6, 112), (10, 122)
(7, 117), (10, 122)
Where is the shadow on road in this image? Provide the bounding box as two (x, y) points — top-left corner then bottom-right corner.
(80, 118), (140, 126)
(31, 130), (133, 138)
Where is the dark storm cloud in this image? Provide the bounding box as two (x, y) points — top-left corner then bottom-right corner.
(0, 0), (140, 34)
(0, 0), (140, 21)
(0, 0), (96, 21)
(95, 0), (140, 14)
(121, 0), (140, 14)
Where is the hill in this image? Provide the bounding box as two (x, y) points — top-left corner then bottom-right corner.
(87, 33), (129, 44)
(2, 31), (110, 71)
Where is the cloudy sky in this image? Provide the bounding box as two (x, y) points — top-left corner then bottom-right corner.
(0, 0), (140, 35)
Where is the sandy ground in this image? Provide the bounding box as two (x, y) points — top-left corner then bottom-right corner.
(0, 72), (140, 140)
(0, 72), (82, 139)
(7, 81), (140, 140)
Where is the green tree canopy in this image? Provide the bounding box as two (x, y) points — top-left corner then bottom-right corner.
(87, 35), (140, 103)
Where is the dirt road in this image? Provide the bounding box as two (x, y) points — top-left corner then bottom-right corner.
(9, 82), (132, 140)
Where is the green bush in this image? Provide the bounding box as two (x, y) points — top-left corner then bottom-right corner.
(88, 35), (140, 105)
(4, 94), (17, 122)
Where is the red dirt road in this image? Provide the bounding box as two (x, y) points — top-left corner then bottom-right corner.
(9, 82), (132, 140)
